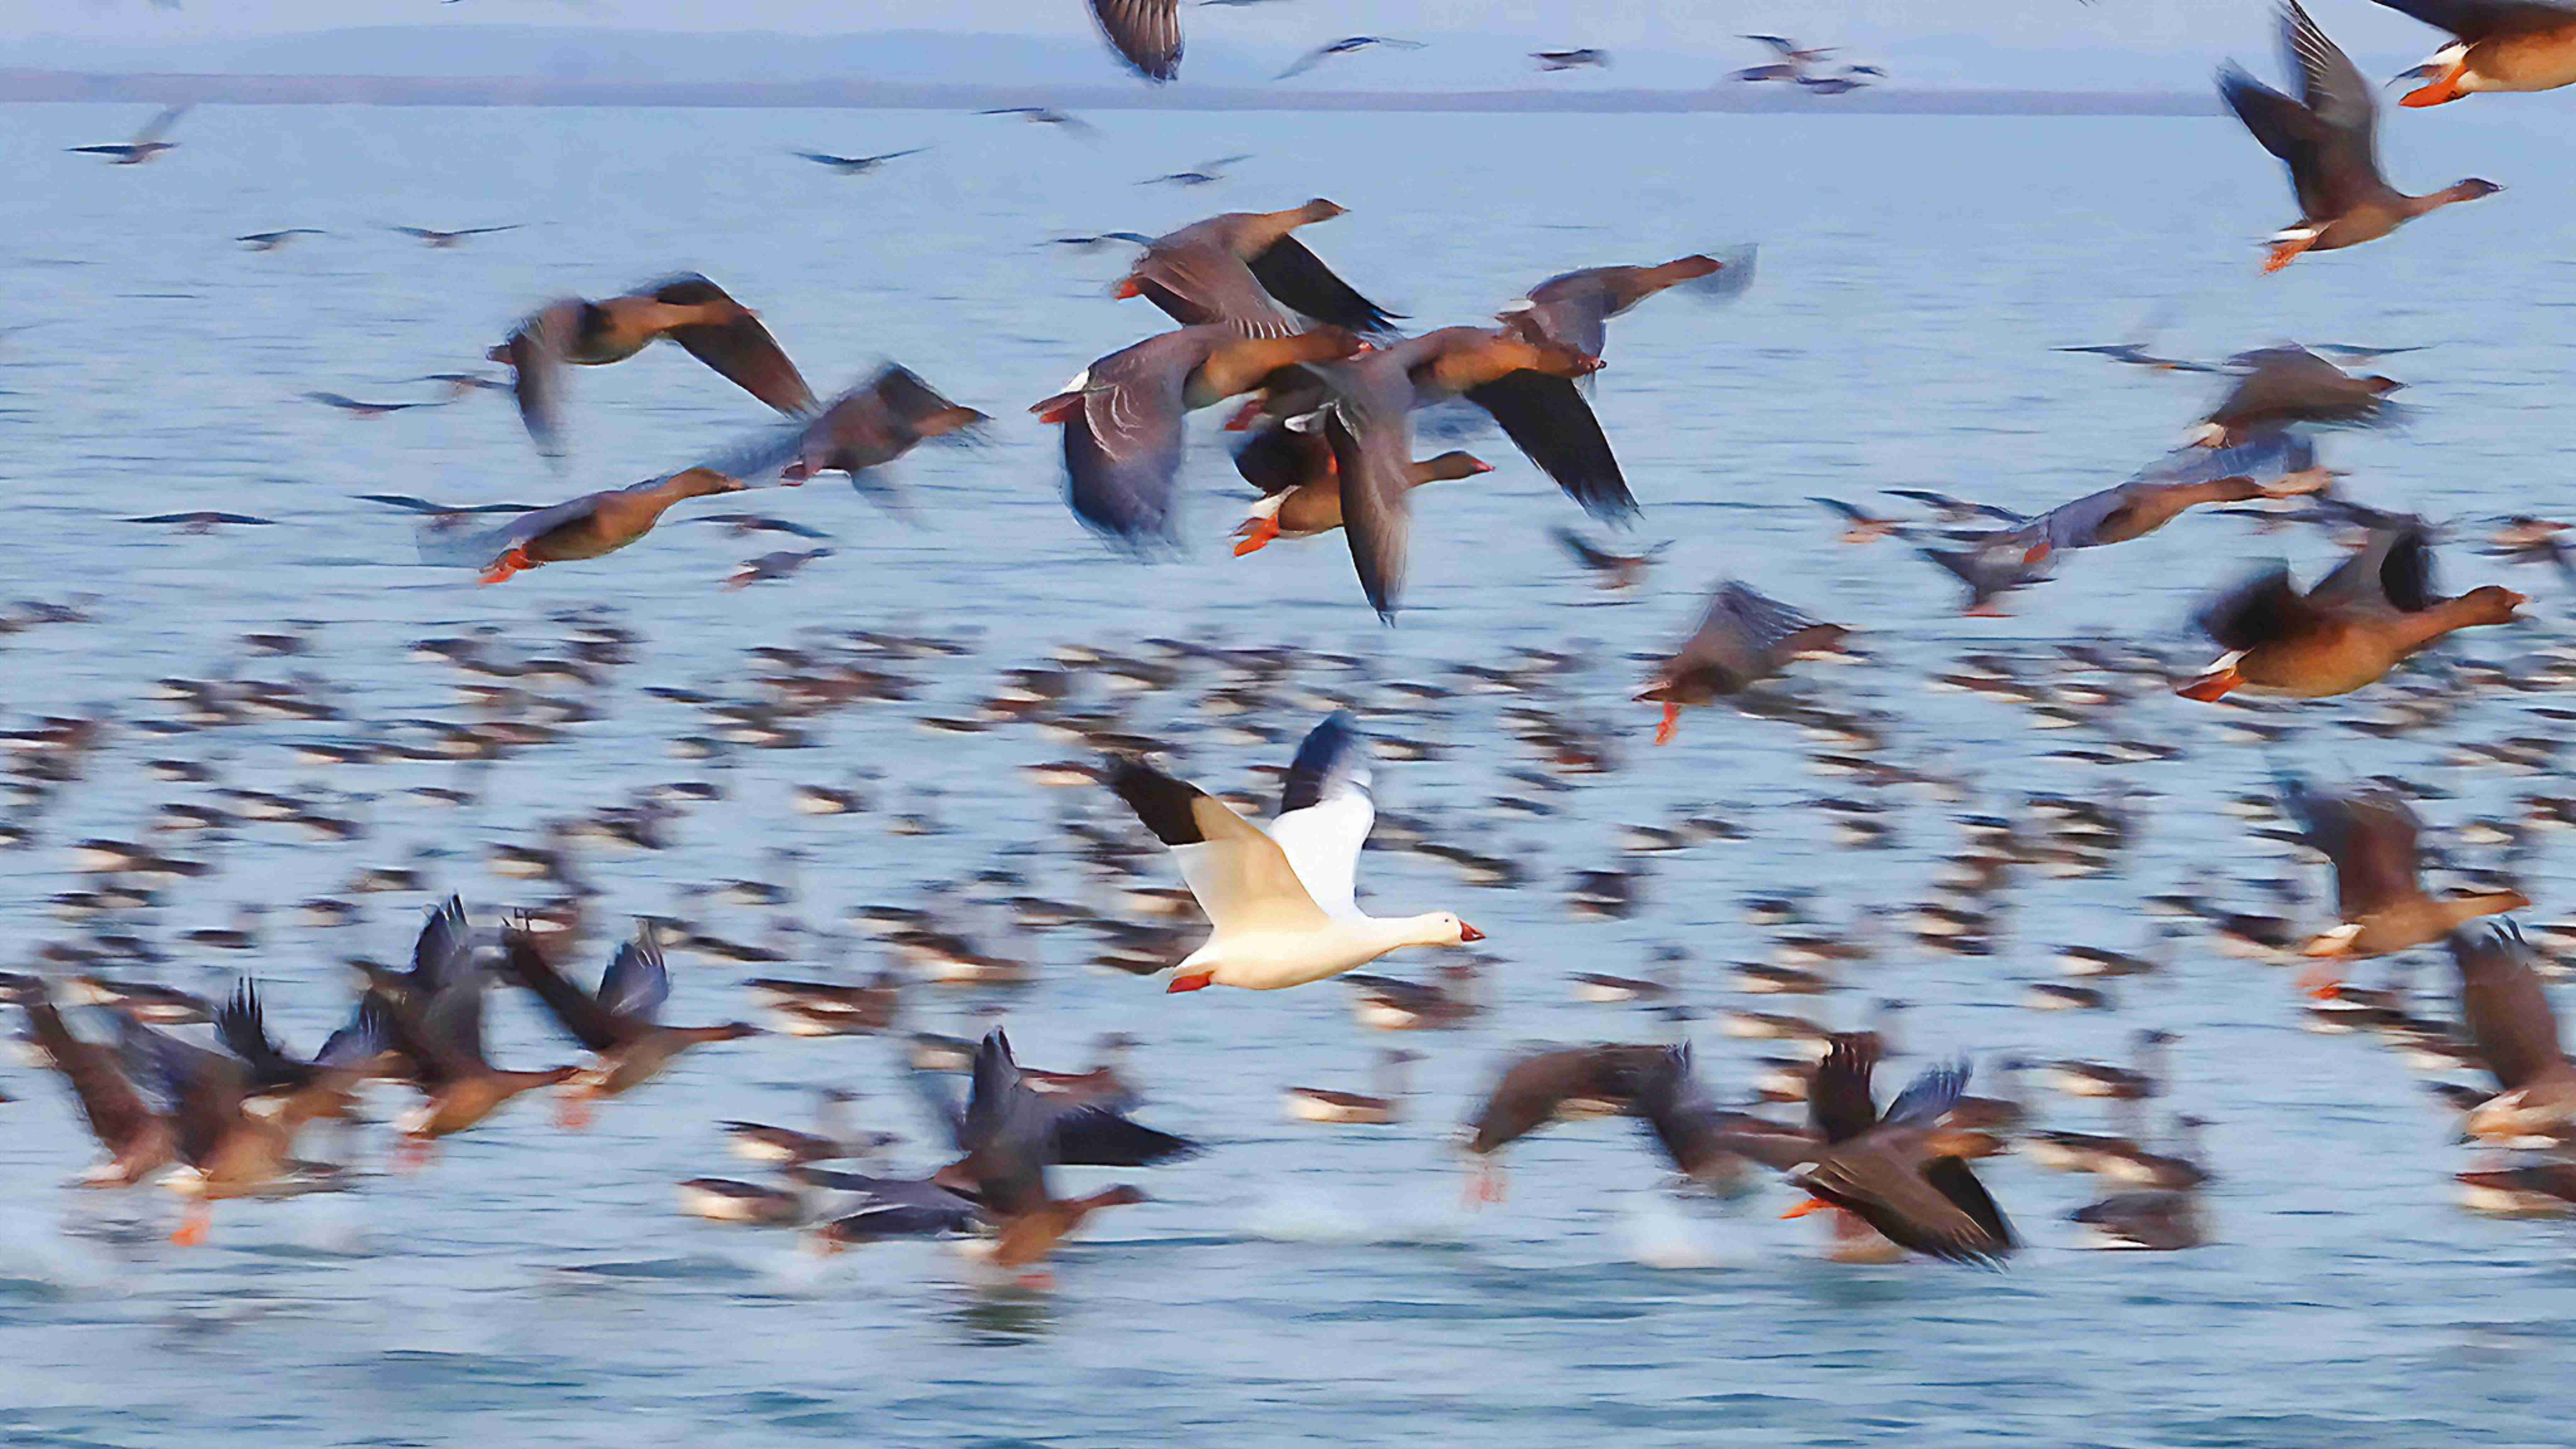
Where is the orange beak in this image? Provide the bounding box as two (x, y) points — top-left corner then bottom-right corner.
(1458, 922), (1485, 943)
(1166, 970), (1215, 993)
(1781, 1196), (1831, 1220)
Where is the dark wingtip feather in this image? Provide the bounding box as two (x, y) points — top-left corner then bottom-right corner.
(1109, 757), (1207, 847)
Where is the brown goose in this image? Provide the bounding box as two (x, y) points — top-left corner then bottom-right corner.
(2219, 2), (2500, 273)
(2279, 774), (2528, 980)
(1229, 421), (1491, 553)
(2008, 463), (2323, 563)
(778, 366), (984, 490)
(502, 920), (758, 1127)
(119, 1014), (367, 1245)
(2451, 924), (2576, 1140)
(494, 274), (816, 458)
(1552, 527), (1668, 590)
(835, 1030), (1179, 1280)
(1496, 253), (1744, 359)
(424, 468), (747, 584)
(2380, 0), (2576, 105)
(1460, 1042), (1671, 1203)
(1637, 581), (1849, 744)
(2181, 525), (2524, 700)
(362, 901), (577, 1160)
(2191, 347), (2402, 448)
(1780, 1035), (2016, 1265)
(1322, 326), (1623, 618)
(1115, 200), (1400, 335)
(1036, 323), (1366, 547)
(14, 981), (176, 1187)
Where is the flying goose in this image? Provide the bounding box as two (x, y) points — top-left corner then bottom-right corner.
(1780, 1035), (2016, 1265)
(493, 273), (814, 459)
(2219, 2), (2499, 272)
(1108, 711), (1480, 992)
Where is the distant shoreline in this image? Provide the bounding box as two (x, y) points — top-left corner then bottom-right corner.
(0, 70), (2219, 115)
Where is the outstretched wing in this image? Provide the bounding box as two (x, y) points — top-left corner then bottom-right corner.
(597, 926), (672, 1024)
(1090, 0), (1183, 81)
(1248, 236), (1402, 333)
(1269, 712), (1375, 919)
(1109, 757), (1330, 933)
(1461, 371), (1633, 521)
(650, 274), (817, 416)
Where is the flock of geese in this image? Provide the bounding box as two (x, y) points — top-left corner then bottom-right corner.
(16, 0), (2576, 1288)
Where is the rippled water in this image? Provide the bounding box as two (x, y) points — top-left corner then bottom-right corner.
(6, 100), (2576, 1446)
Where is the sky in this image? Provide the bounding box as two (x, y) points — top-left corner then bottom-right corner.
(14, 0), (2454, 60)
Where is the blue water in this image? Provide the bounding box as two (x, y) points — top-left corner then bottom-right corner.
(5, 100), (2576, 1446)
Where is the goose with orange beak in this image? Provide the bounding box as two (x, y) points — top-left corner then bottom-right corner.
(2378, 0), (2576, 107)
(1108, 712), (1482, 994)
(1228, 419), (1491, 554)
(1778, 1034), (2016, 1265)
(1638, 580), (1848, 745)
(2219, 3), (2501, 274)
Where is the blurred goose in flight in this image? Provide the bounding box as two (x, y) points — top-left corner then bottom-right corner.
(2219, 1), (2500, 273)
(306, 391), (435, 419)
(2192, 346), (2402, 447)
(1496, 250), (1752, 360)
(2181, 523), (2525, 699)
(1462, 1042), (1675, 1202)
(1553, 527), (1668, 590)
(2378, 0), (2576, 105)
(2279, 774), (2527, 972)
(791, 147), (926, 174)
(68, 104), (187, 164)
(388, 224), (521, 248)
(14, 981), (176, 1187)
(362, 898), (577, 1158)
(1115, 200), (1401, 335)
(727, 547), (834, 589)
(122, 511), (276, 533)
(1278, 36), (1426, 80)
(1638, 581), (1849, 744)
(119, 1012), (371, 1244)
(1734, 35), (1834, 81)
(2007, 449), (2329, 563)
(502, 920), (757, 1126)
(2057, 341), (2216, 373)
(2451, 924), (2576, 1141)
(1318, 325), (1623, 617)
(1229, 422), (1491, 554)
(778, 366), (985, 490)
(1088, 0), (1185, 82)
(979, 106), (1100, 136)
(1143, 154), (1252, 187)
(1779, 1035), (2016, 1265)
(1797, 68), (1885, 95)
(825, 1030), (1162, 1278)
(1533, 48), (1611, 71)
(236, 229), (324, 251)
(493, 273), (815, 459)
(418, 468), (747, 584)
(1036, 322), (1366, 547)
(1108, 711), (1481, 993)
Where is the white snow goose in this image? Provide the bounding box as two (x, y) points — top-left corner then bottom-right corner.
(1109, 711), (1481, 992)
